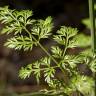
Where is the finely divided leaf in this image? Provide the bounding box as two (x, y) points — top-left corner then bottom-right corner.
(19, 64), (32, 79)
(31, 16), (53, 40)
(5, 36), (33, 51)
(51, 46), (63, 58)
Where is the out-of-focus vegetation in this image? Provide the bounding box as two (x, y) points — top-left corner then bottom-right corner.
(82, 4), (96, 29)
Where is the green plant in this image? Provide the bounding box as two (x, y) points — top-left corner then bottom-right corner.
(0, 6), (95, 96)
(82, 3), (96, 29)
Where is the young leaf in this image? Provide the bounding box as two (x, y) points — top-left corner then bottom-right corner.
(1, 22), (23, 34)
(44, 67), (55, 84)
(41, 57), (51, 67)
(53, 35), (65, 45)
(0, 6), (14, 24)
(89, 59), (96, 73)
(14, 10), (33, 26)
(33, 61), (41, 84)
(19, 64), (32, 79)
(51, 46), (63, 58)
(0, 6), (34, 35)
(57, 26), (78, 38)
(5, 36), (33, 51)
(31, 16), (53, 40)
(64, 55), (81, 68)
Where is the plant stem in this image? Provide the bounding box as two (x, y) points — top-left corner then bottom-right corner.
(24, 28), (58, 64)
(88, 0), (96, 53)
(62, 36), (69, 57)
(18, 89), (68, 96)
(8, 10), (57, 64)
(32, 66), (59, 71)
(88, 0), (96, 94)
(24, 28), (65, 73)
(8, 8), (65, 74)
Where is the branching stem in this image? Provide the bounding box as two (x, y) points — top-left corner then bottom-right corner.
(24, 27), (65, 73)
(8, 10), (65, 73)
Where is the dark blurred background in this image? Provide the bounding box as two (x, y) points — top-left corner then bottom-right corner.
(0, 0), (94, 95)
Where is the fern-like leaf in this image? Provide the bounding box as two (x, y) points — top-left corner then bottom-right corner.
(19, 64), (32, 79)
(33, 61), (41, 84)
(31, 16), (53, 40)
(5, 36), (33, 51)
(51, 46), (63, 58)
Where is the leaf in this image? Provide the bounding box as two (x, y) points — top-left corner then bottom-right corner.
(33, 61), (41, 84)
(53, 35), (65, 45)
(64, 55), (81, 68)
(18, 10), (32, 19)
(60, 55), (82, 75)
(19, 64), (32, 79)
(1, 26), (15, 34)
(31, 26), (40, 36)
(5, 36), (33, 51)
(40, 57), (55, 84)
(54, 26), (78, 45)
(51, 46), (63, 58)
(0, 15), (13, 24)
(15, 10), (33, 25)
(89, 59), (96, 73)
(0, 6), (34, 35)
(44, 67), (55, 84)
(31, 16), (53, 39)
(41, 57), (51, 67)
(1, 22), (23, 34)
(0, 6), (15, 24)
(0, 6), (9, 12)
(57, 26), (78, 38)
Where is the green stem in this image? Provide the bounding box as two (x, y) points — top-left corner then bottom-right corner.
(18, 89), (68, 96)
(24, 28), (58, 64)
(62, 36), (69, 57)
(88, 0), (96, 53)
(32, 66), (59, 71)
(24, 28), (65, 73)
(8, 9), (65, 74)
(8, 10), (57, 64)
(88, 0), (96, 94)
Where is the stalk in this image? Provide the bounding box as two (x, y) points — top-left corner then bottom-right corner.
(88, 0), (96, 95)
(8, 10), (65, 72)
(88, 0), (96, 52)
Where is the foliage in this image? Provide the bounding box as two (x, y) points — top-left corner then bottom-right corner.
(0, 6), (95, 96)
